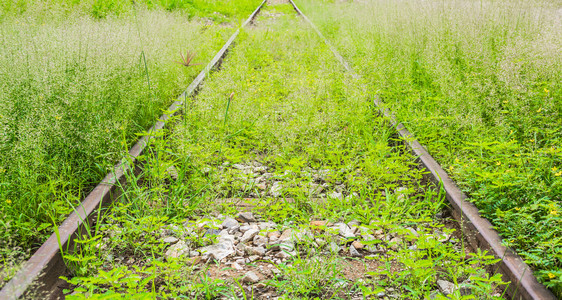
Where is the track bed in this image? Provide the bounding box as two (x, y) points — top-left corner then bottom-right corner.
(58, 3), (505, 299)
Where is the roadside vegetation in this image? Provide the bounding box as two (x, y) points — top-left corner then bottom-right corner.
(295, 0), (562, 295)
(0, 0), (262, 287)
(60, 4), (506, 299)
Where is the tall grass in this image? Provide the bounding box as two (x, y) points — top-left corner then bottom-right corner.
(296, 0), (562, 295)
(0, 0), (263, 21)
(0, 1), (269, 282)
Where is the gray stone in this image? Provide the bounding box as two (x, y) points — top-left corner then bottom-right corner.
(275, 251), (295, 259)
(349, 245), (362, 257)
(161, 236), (179, 244)
(459, 280), (472, 296)
(329, 191), (343, 200)
(222, 217), (239, 229)
(242, 271), (260, 283)
(278, 229), (293, 242)
(165, 240), (189, 259)
(237, 212), (257, 223)
(235, 258), (245, 265)
(334, 223), (355, 238)
(248, 255), (260, 262)
(279, 241), (294, 251)
(199, 241), (234, 261)
(389, 237), (402, 250)
(270, 182), (283, 197)
(246, 246), (266, 256)
(437, 279), (455, 295)
(253, 235), (269, 246)
(429, 290), (440, 299)
(240, 228), (260, 243)
(166, 165), (179, 180)
(204, 228), (221, 237)
(254, 166), (267, 173)
(406, 227), (419, 237)
(329, 241), (340, 253)
(232, 262), (243, 271)
(233, 164), (248, 170)
(239, 225), (251, 233)
(309, 184), (324, 195)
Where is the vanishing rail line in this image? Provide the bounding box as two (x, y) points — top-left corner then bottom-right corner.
(0, 0), (554, 299)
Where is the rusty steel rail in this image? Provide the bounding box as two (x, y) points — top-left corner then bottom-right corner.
(0, 2), (265, 299)
(287, 0), (556, 299)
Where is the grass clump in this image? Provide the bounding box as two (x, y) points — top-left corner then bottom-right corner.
(295, 0), (562, 295)
(0, 3), (254, 285)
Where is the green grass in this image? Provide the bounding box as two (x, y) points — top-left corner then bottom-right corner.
(0, 0), (262, 287)
(59, 5), (506, 298)
(294, 0), (562, 295)
(1, 0), (262, 22)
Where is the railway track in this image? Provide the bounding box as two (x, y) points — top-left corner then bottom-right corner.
(0, 1), (555, 299)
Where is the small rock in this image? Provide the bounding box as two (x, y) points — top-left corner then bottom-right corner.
(270, 182), (283, 197)
(237, 212), (257, 223)
(204, 228), (221, 237)
(242, 271), (260, 284)
(246, 246), (266, 256)
(222, 217), (239, 229)
(283, 239), (296, 249)
(437, 279), (455, 295)
(429, 290), (440, 299)
(275, 251), (294, 259)
(189, 251), (200, 257)
(406, 227), (419, 237)
(352, 240), (364, 249)
(233, 164), (248, 170)
(278, 229), (293, 242)
(199, 241), (235, 261)
(232, 262), (243, 271)
(256, 183), (267, 190)
(267, 231), (281, 239)
(459, 280), (472, 296)
(165, 240), (189, 259)
(309, 184), (324, 195)
(376, 292), (386, 297)
(334, 223), (355, 238)
(253, 235), (269, 246)
(161, 236), (179, 244)
(239, 225), (252, 233)
(329, 191), (343, 200)
(349, 245), (362, 257)
(235, 258), (245, 265)
(389, 237), (402, 251)
(166, 165), (179, 180)
(329, 241), (340, 253)
(248, 255), (260, 262)
(240, 228), (260, 243)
